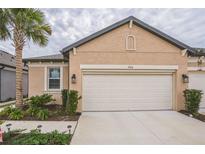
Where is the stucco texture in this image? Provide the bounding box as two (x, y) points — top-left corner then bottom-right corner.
(28, 64), (68, 104)
(69, 23), (188, 111)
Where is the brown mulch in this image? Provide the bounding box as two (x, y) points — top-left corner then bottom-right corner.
(0, 104), (81, 121)
(178, 110), (205, 122)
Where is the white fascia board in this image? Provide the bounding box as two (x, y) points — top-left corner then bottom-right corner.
(188, 67), (205, 71)
(80, 64), (178, 70)
(28, 63), (68, 67)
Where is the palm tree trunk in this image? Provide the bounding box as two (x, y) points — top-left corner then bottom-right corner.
(15, 44), (23, 108)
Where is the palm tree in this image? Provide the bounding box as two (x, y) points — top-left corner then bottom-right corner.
(0, 9), (52, 108)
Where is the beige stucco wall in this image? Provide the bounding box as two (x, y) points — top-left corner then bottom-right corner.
(28, 62), (68, 104)
(69, 23), (188, 112)
(188, 57), (205, 67)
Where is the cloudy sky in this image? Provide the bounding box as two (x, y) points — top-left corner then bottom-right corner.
(1, 8), (205, 58)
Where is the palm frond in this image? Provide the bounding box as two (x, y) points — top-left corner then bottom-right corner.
(26, 23), (52, 46)
(0, 9), (11, 40)
(0, 8), (52, 47)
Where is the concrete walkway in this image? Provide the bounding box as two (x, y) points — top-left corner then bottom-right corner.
(1, 121), (77, 134)
(71, 111), (205, 145)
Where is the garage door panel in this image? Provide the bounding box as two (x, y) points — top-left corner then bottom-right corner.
(83, 102), (172, 111)
(189, 72), (205, 108)
(84, 95), (171, 101)
(83, 74), (172, 111)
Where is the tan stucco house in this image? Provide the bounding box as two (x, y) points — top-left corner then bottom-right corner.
(24, 16), (205, 112)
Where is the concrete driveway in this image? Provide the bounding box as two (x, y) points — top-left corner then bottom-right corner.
(71, 111), (205, 144)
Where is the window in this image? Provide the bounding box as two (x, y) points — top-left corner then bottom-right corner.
(48, 67), (60, 90)
(126, 35), (136, 50)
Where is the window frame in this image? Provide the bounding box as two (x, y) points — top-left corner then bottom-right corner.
(47, 67), (61, 91)
(126, 35), (136, 51)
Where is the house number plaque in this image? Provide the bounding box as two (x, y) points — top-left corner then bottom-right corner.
(128, 65), (134, 69)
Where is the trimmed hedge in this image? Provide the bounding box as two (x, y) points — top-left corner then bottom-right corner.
(183, 89), (203, 114)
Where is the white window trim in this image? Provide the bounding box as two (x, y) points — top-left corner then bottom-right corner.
(60, 66), (63, 90)
(44, 66), (63, 91)
(44, 67), (47, 91)
(126, 35), (136, 51)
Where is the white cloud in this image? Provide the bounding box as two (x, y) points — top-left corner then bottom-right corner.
(1, 8), (205, 58)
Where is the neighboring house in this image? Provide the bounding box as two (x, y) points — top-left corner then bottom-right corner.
(24, 16), (205, 112)
(0, 50), (28, 102)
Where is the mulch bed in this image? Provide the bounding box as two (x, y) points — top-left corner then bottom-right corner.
(179, 110), (205, 122)
(0, 104), (81, 121)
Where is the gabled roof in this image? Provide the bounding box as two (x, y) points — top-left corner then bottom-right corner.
(23, 54), (67, 62)
(60, 16), (196, 55)
(0, 50), (28, 70)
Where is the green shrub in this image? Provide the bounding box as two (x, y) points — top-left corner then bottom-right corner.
(36, 109), (49, 120)
(0, 120), (5, 125)
(67, 90), (82, 115)
(183, 89), (203, 114)
(25, 94), (55, 119)
(2, 129), (26, 143)
(25, 106), (39, 117)
(27, 94), (55, 108)
(8, 108), (24, 120)
(61, 89), (69, 109)
(8, 130), (71, 145)
(0, 107), (23, 120)
(0, 106), (14, 116)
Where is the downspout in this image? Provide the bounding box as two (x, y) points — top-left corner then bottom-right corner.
(0, 65), (5, 101)
(67, 53), (70, 91)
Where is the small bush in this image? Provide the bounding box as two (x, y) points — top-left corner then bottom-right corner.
(25, 106), (39, 117)
(61, 89), (69, 110)
(0, 120), (5, 125)
(67, 90), (81, 115)
(8, 130), (71, 145)
(25, 94), (55, 119)
(27, 94), (55, 108)
(36, 109), (49, 120)
(0, 106), (14, 116)
(8, 108), (24, 120)
(183, 89), (203, 114)
(0, 106), (23, 120)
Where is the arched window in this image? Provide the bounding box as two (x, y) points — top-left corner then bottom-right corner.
(126, 35), (136, 50)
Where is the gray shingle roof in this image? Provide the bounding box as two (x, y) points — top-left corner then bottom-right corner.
(60, 16), (196, 56)
(192, 48), (205, 57)
(23, 54), (67, 62)
(0, 50), (28, 70)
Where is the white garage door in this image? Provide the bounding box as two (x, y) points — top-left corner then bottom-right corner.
(82, 74), (173, 111)
(189, 72), (205, 109)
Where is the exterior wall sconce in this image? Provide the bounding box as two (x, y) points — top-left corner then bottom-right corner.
(182, 74), (189, 83)
(71, 74), (77, 84)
